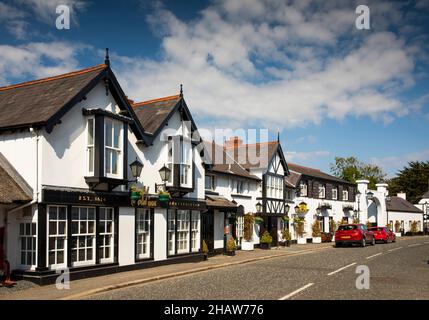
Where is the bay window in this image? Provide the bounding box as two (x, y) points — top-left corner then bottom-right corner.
(180, 139), (192, 187)
(48, 205), (67, 268)
(19, 222), (37, 267)
(71, 206), (95, 267)
(105, 118), (122, 176)
(86, 118), (95, 175)
(266, 175), (283, 199)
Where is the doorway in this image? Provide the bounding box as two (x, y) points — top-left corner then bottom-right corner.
(201, 212), (214, 253)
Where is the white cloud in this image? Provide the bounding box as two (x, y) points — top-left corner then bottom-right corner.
(0, 0), (87, 39)
(110, 0), (423, 130)
(370, 150), (429, 177)
(0, 42), (90, 85)
(285, 150), (331, 162)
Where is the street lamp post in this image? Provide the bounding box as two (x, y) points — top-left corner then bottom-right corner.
(155, 164), (172, 192)
(129, 158), (144, 183)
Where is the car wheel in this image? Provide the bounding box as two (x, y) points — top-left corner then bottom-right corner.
(335, 242), (342, 247)
(361, 238), (366, 247)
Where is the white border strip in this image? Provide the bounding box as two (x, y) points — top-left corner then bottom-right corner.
(279, 283), (314, 300)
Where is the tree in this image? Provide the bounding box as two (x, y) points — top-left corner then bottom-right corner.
(387, 161), (429, 204)
(330, 156), (386, 189)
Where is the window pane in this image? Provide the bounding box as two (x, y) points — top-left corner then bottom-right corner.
(105, 149), (112, 174)
(113, 122), (120, 148)
(49, 222), (57, 235)
(105, 119), (113, 147)
(49, 252), (55, 265)
(87, 119), (94, 145)
(112, 151), (118, 174)
(88, 147), (94, 173)
(57, 250), (64, 264)
(20, 223), (24, 236)
(88, 208), (95, 220)
(59, 222), (66, 235)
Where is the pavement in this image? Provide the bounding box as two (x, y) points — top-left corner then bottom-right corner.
(83, 235), (429, 300)
(0, 241), (335, 300)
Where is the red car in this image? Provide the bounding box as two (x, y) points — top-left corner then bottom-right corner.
(369, 226), (396, 243)
(335, 224), (375, 247)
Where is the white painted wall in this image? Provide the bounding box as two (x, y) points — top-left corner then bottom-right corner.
(42, 82), (124, 189)
(388, 211), (424, 232)
(153, 208), (167, 261)
(118, 207), (135, 266)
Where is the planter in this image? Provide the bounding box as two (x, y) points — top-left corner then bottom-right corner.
(260, 243), (272, 250)
(312, 237), (321, 244)
(297, 238), (307, 245)
(225, 251), (235, 256)
(203, 254), (208, 261)
(159, 194), (170, 202)
(130, 191), (141, 201)
(241, 241), (254, 251)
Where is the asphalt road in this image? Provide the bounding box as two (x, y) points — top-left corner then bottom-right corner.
(86, 236), (429, 300)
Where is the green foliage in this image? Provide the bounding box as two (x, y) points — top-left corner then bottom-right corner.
(282, 229), (292, 241)
(410, 221), (418, 234)
(329, 219), (337, 233)
(202, 240), (209, 255)
(352, 218), (360, 224)
(366, 221), (373, 228)
(260, 231), (273, 244)
(243, 214), (254, 241)
(226, 237), (236, 252)
(330, 156), (386, 189)
(387, 161), (429, 204)
(293, 218), (305, 237)
(311, 220), (321, 237)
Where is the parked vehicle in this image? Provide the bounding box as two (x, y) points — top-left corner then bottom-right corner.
(335, 224), (375, 247)
(369, 226), (396, 243)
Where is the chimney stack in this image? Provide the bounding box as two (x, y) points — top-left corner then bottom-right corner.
(225, 136), (243, 148)
(397, 192), (406, 200)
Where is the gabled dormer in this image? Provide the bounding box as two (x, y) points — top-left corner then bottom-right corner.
(131, 91), (202, 197)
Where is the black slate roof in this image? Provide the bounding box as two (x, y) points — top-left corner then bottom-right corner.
(386, 196), (423, 213)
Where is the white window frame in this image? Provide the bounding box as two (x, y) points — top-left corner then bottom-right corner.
(86, 117), (95, 176)
(19, 221), (37, 269)
(136, 209), (151, 260)
(70, 206), (96, 267)
(319, 184), (326, 199)
(342, 189), (349, 201)
(191, 211), (200, 252)
(167, 210), (176, 255)
(47, 205), (67, 269)
(236, 216), (244, 244)
(205, 175), (215, 191)
(104, 118), (123, 178)
(332, 187), (338, 200)
(177, 210), (190, 254)
(99, 207), (114, 264)
(300, 181), (308, 197)
(180, 138), (192, 188)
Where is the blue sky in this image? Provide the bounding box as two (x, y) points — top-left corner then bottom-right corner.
(1, 0), (429, 177)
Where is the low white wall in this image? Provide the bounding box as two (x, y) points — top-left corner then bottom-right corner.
(118, 207), (135, 266)
(388, 211), (424, 232)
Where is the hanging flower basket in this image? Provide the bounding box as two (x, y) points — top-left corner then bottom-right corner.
(158, 192), (170, 202)
(130, 191), (141, 201)
(254, 217), (264, 225)
(282, 216), (290, 223)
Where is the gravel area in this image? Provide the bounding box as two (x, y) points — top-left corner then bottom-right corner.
(0, 278), (37, 296)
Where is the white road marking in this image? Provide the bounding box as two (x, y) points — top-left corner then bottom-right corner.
(327, 263), (357, 276)
(424, 242), (429, 244)
(388, 247), (402, 252)
(279, 283), (314, 300)
(408, 243), (422, 247)
(366, 252), (383, 259)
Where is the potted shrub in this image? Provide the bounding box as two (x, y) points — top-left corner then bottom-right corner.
(311, 220), (322, 244)
(366, 221), (373, 229)
(352, 217), (360, 224)
(260, 231), (273, 249)
(242, 214), (254, 251)
(294, 217), (306, 244)
(202, 240), (209, 260)
(282, 229), (292, 247)
(158, 190), (170, 207)
(410, 221), (418, 235)
(225, 237), (236, 256)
